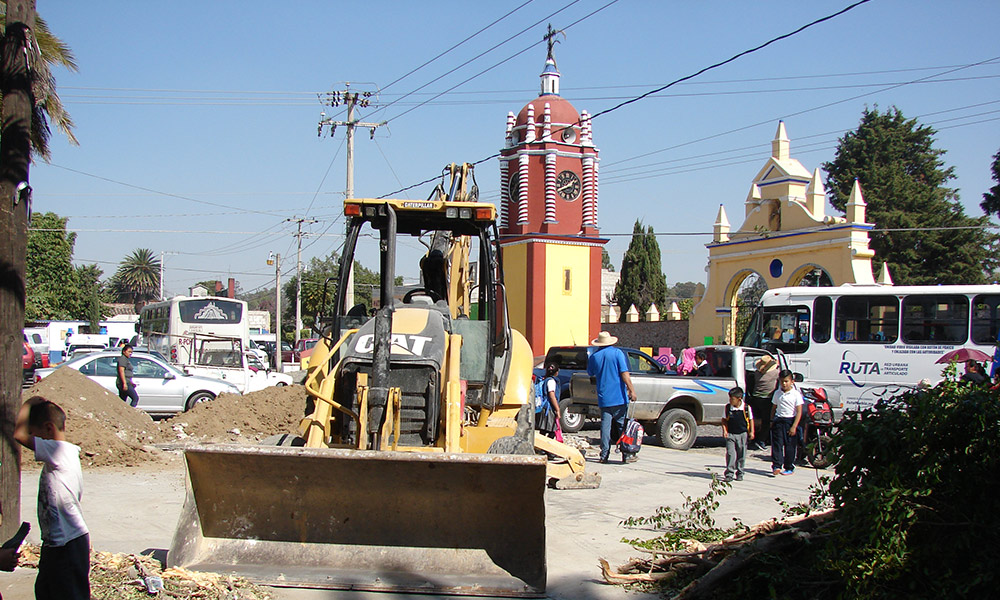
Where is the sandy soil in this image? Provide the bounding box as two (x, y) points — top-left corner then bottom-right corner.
(22, 367), (310, 469)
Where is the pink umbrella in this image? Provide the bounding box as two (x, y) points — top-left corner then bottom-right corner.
(935, 348), (993, 364)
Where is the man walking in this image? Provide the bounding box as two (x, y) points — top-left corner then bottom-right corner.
(587, 331), (637, 464)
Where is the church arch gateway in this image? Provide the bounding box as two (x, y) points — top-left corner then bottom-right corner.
(688, 122), (882, 345)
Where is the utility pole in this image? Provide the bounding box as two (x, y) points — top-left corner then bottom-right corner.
(318, 83), (385, 310)
(268, 252), (282, 371)
(0, 0), (36, 541)
(288, 217), (317, 343)
(159, 250), (179, 300)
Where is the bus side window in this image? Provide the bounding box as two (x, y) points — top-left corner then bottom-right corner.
(812, 296), (832, 343)
(972, 294), (1000, 344)
(836, 295), (899, 344)
(902, 294), (969, 344)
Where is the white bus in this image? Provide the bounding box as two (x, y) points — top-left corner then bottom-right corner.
(138, 296), (249, 364)
(741, 285), (1000, 411)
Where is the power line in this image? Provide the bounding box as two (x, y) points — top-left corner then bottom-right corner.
(379, 0), (620, 126)
(379, 0), (536, 93)
(47, 164), (289, 217)
(603, 54), (1000, 169)
(377, 0), (875, 198)
(368, 0), (584, 122)
(55, 59), (1000, 98)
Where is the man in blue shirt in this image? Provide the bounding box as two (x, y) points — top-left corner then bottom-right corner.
(587, 331), (637, 464)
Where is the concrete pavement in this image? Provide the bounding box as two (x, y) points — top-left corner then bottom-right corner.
(3, 435), (820, 599)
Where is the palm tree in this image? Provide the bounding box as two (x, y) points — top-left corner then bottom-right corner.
(112, 249), (161, 309)
(1, 2), (78, 158)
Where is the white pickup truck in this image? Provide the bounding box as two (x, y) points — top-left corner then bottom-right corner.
(178, 336), (292, 393)
(568, 345), (777, 450)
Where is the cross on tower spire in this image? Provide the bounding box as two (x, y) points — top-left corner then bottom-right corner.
(544, 23), (565, 64)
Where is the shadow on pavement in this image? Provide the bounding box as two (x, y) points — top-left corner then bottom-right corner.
(142, 548), (168, 566)
(665, 470), (716, 480)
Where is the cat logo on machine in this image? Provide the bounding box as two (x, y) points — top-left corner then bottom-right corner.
(354, 333), (432, 356)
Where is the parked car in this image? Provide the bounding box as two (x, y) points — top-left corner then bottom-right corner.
(281, 338), (318, 368)
(24, 331), (49, 368)
(34, 350), (240, 416)
(22, 342), (35, 386)
(246, 339), (270, 366)
(245, 352), (294, 390)
(568, 345), (775, 450)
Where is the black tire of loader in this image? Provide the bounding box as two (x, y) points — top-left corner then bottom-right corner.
(487, 435), (534, 455)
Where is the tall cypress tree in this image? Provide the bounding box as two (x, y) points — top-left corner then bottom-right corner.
(613, 219), (668, 320)
(982, 148), (1000, 219)
(823, 106), (996, 285)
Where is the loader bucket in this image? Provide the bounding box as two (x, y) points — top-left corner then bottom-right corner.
(168, 444), (548, 597)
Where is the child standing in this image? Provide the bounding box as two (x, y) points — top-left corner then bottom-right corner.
(14, 396), (90, 600)
(536, 362), (562, 440)
(770, 370), (804, 476)
(722, 387), (754, 481)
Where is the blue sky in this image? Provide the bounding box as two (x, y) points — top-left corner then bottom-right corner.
(32, 0), (1000, 297)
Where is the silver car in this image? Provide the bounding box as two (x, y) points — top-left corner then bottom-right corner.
(34, 351), (241, 416)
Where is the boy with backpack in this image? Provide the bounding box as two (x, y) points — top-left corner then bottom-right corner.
(722, 386), (754, 482)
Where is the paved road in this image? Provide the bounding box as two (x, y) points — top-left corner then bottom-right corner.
(3, 434), (820, 599)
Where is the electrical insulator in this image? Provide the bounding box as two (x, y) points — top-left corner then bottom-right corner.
(370, 127), (375, 140)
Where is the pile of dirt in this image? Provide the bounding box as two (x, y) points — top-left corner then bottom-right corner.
(22, 367), (167, 468)
(161, 384), (310, 443)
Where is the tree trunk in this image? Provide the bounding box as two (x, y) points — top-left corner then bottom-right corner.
(0, 0), (36, 541)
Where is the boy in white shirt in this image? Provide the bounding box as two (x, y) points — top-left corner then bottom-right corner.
(14, 396), (90, 600)
(769, 370), (804, 476)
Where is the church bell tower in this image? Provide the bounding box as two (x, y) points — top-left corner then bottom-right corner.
(498, 27), (607, 356)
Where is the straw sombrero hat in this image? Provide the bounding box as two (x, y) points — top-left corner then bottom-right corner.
(591, 331), (618, 346)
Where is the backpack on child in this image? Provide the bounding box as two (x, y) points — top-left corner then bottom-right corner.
(533, 377), (551, 414)
(618, 418), (644, 455)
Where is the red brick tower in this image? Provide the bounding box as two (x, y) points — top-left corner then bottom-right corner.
(498, 38), (607, 356)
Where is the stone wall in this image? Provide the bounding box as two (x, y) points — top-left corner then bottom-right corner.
(604, 320), (689, 357)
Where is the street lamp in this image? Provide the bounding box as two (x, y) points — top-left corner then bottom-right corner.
(268, 252), (282, 371)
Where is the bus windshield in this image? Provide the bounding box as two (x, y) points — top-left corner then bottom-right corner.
(178, 299), (243, 324)
(742, 305), (811, 354)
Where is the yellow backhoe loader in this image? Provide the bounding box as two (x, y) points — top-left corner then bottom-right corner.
(168, 164), (598, 597)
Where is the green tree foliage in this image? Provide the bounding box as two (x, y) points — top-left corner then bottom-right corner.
(0, 2), (78, 158)
(670, 281), (704, 298)
(76, 264), (108, 330)
(109, 248), (161, 308)
(612, 220), (668, 320)
(25, 212), (108, 321)
(711, 377), (1000, 600)
(601, 248), (614, 271)
(26, 212), (76, 319)
(824, 378), (1000, 599)
(281, 253), (391, 340)
(983, 148), (1000, 219)
(24, 216), (113, 325)
(824, 106), (996, 285)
